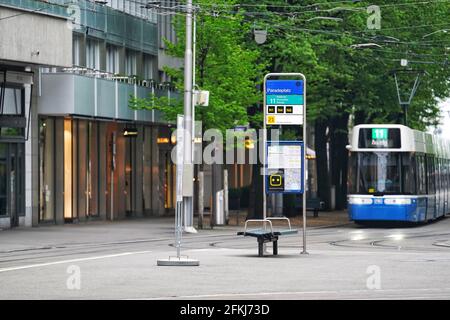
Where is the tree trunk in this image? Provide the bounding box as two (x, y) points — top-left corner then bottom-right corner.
(354, 110), (366, 126)
(315, 119), (332, 210)
(330, 113), (350, 210)
(247, 162), (263, 219)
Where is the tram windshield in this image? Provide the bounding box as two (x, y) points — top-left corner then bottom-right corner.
(349, 152), (414, 195)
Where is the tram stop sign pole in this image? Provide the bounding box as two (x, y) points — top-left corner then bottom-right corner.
(263, 73), (308, 254)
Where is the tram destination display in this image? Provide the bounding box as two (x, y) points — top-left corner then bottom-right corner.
(358, 128), (401, 149)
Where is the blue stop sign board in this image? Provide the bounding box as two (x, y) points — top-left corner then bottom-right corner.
(265, 80), (304, 125)
(266, 80), (304, 95)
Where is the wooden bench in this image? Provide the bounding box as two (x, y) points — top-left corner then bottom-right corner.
(297, 198), (324, 217)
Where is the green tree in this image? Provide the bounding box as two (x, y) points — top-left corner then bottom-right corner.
(237, 0), (450, 210)
(130, 0), (265, 133)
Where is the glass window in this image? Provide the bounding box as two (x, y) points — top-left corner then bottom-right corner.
(416, 155), (426, 195)
(39, 118), (55, 222)
(427, 156), (436, 194)
(143, 54), (155, 80)
(349, 152), (407, 195)
(3, 87), (23, 115)
(106, 44), (119, 74)
(77, 120), (88, 219)
(86, 38), (100, 70)
(402, 153), (415, 194)
(64, 119), (73, 219)
(0, 144), (7, 216)
(87, 121), (99, 217)
(143, 126), (152, 214)
(73, 36), (80, 66)
(125, 50), (137, 76)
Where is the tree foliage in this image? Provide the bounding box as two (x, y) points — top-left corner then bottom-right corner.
(130, 0), (450, 211)
(130, 0), (266, 133)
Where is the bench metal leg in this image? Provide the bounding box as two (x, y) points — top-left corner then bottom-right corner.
(273, 240), (278, 255)
(258, 239), (264, 257)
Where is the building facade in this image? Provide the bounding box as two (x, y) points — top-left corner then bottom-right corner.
(0, 0), (180, 228)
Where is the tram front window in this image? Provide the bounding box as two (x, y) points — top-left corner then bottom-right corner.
(349, 152), (407, 195)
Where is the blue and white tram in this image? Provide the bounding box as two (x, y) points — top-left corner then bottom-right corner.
(347, 124), (450, 223)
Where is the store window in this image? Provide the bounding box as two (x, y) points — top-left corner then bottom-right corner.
(142, 126), (152, 214)
(87, 121), (99, 217)
(64, 119), (73, 219)
(0, 144), (7, 216)
(39, 118), (55, 222)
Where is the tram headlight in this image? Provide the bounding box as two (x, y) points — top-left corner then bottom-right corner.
(348, 197), (373, 205)
(384, 198), (412, 205)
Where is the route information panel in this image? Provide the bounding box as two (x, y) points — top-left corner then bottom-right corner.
(266, 141), (304, 193)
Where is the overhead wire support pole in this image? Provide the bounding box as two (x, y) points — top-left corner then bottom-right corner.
(157, 0), (199, 266)
(393, 70), (423, 126)
(182, 0), (196, 233)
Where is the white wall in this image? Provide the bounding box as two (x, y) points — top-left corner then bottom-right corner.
(0, 6), (72, 67)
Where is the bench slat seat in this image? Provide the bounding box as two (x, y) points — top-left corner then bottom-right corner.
(237, 218), (298, 257)
(237, 229), (298, 237)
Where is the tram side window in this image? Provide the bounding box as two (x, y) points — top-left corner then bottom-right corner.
(446, 159), (450, 192)
(447, 159), (450, 192)
(436, 158), (443, 191)
(416, 155), (427, 195)
(446, 159), (449, 191)
(435, 158), (440, 193)
(402, 153), (415, 194)
(427, 156), (436, 194)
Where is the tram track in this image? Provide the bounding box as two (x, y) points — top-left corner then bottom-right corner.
(3, 220), (450, 268)
(0, 233), (242, 266)
(329, 230), (450, 252)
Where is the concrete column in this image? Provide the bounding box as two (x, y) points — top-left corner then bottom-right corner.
(115, 128), (126, 219)
(98, 122), (107, 220)
(134, 125), (144, 217)
(54, 118), (65, 225)
(151, 126), (163, 216)
(25, 69), (40, 227)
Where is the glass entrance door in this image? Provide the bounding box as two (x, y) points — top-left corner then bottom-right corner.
(0, 144), (7, 219)
(0, 143), (24, 227)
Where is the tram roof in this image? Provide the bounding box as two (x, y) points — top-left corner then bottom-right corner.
(349, 124), (450, 159)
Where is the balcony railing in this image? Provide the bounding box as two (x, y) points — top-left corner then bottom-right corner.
(39, 69), (178, 123)
(43, 66), (176, 91)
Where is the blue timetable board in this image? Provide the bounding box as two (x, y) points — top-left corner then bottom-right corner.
(266, 80), (304, 95)
(265, 79), (305, 125)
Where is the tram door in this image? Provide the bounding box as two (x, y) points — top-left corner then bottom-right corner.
(0, 143), (24, 227)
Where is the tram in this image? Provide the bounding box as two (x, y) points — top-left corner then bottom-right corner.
(347, 124), (450, 223)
